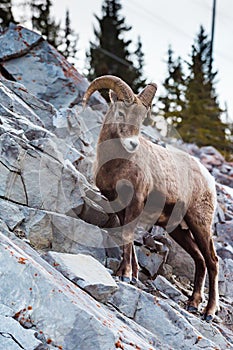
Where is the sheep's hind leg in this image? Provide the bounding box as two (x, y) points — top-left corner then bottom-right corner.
(191, 232), (219, 321)
(169, 226), (206, 314)
(185, 216), (219, 321)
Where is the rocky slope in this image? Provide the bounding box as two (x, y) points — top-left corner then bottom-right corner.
(0, 25), (233, 350)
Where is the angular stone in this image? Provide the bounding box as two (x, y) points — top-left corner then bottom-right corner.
(51, 213), (107, 263)
(200, 146), (225, 161)
(218, 258), (233, 298)
(79, 197), (109, 227)
(20, 208), (53, 249)
(0, 79), (44, 129)
(53, 107), (94, 153)
(221, 184), (233, 200)
(2, 78), (57, 131)
(44, 252), (118, 302)
(167, 235), (195, 280)
(153, 275), (188, 302)
(20, 148), (84, 214)
(216, 221), (233, 246)
(2, 33), (105, 109)
(0, 133), (24, 172)
(108, 282), (140, 318)
(136, 245), (164, 277)
(134, 292), (215, 349)
(171, 301), (232, 349)
(0, 315), (42, 349)
(0, 25), (42, 61)
(216, 241), (233, 260)
(0, 162), (27, 204)
(0, 199), (25, 230)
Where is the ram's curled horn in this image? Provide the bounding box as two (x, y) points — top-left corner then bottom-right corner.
(83, 75), (135, 106)
(137, 83), (157, 109)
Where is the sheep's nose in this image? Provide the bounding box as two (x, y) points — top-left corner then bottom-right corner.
(130, 140), (138, 149)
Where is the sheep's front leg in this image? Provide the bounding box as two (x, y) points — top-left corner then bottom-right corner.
(116, 195), (143, 283)
(116, 242), (134, 283)
(131, 243), (139, 284)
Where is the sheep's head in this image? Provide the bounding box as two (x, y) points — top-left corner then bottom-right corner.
(83, 75), (157, 153)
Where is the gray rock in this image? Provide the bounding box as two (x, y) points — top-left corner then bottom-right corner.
(108, 282), (140, 318)
(200, 146), (225, 161)
(20, 207), (53, 249)
(134, 291), (220, 349)
(216, 242), (233, 260)
(218, 300), (233, 332)
(1, 28), (105, 109)
(52, 107), (94, 159)
(44, 252), (118, 302)
(153, 275), (188, 302)
(171, 301), (233, 349)
(51, 212), (107, 262)
(79, 196), (109, 226)
(0, 161), (27, 204)
(0, 24), (42, 60)
(0, 304), (14, 317)
(0, 315), (42, 349)
(167, 235), (195, 280)
(2, 78), (57, 131)
(218, 258), (233, 299)
(0, 79), (45, 128)
(136, 245), (164, 277)
(216, 221), (233, 246)
(0, 198), (25, 230)
(106, 257), (121, 273)
(15, 145), (84, 214)
(0, 132), (27, 172)
(0, 232), (160, 350)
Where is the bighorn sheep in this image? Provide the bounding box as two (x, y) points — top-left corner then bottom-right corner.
(83, 75), (219, 321)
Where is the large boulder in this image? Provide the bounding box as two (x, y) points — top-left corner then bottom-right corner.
(0, 25), (105, 109)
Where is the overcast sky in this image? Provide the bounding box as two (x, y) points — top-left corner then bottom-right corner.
(17, 0), (233, 122)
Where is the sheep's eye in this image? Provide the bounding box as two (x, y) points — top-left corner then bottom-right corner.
(118, 111), (125, 118)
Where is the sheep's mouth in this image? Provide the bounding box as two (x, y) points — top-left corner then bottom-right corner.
(121, 136), (140, 153)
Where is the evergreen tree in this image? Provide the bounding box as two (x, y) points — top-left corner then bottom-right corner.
(177, 26), (231, 155)
(31, 0), (61, 49)
(0, 0), (17, 29)
(159, 46), (186, 125)
(62, 9), (78, 60)
(87, 0), (145, 96)
(134, 36), (146, 92)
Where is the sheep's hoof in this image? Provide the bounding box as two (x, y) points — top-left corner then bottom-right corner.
(187, 305), (198, 314)
(131, 277), (138, 285)
(203, 314), (214, 323)
(114, 276), (121, 282)
(121, 276), (131, 283)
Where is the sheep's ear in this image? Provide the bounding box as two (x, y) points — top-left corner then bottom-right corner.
(145, 107), (152, 120)
(109, 90), (118, 103)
